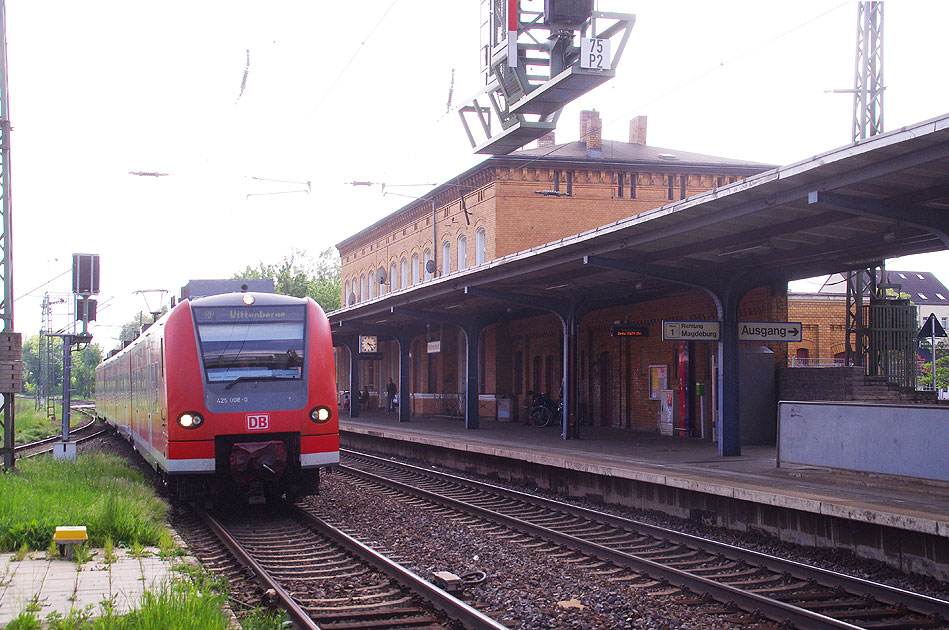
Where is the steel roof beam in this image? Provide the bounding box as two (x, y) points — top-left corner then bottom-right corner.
(585, 139), (949, 260)
(808, 191), (949, 247)
(889, 181), (949, 205)
(583, 255), (724, 292)
(463, 286), (565, 312)
(335, 320), (406, 339)
(641, 211), (854, 264)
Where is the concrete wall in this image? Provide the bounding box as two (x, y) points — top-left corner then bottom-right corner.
(778, 401), (949, 481)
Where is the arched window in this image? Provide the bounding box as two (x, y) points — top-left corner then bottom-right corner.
(400, 258), (408, 288)
(457, 235), (467, 271)
(475, 227), (486, 265)
(411, 253), (420, 285)
(390, 262), (398, 291)
(442, 241), (451, 275)
(368, 271), (375, 299)
(344, 280), (351, 306)
(423, 249), (432, 281)
(377, 267), (386, 296)
(359, 274), (366, 302)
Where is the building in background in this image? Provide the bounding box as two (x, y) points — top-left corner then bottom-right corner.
(788, 271), (949, 366)
(335, 111), (793, 436)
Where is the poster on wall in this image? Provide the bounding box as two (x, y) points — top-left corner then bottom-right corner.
(648, 365), (668, 400)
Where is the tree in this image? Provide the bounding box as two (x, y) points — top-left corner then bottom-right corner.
(118, 307), (169, 347)
(919, 339), (948, 390)
(20, 334), (101, 399)
(71, 344), (102, 399)
(236, 247), (341, 312)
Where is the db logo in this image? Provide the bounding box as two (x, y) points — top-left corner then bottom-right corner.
(246, 414), (270, 430)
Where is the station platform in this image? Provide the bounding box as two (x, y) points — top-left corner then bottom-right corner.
(0, 547), (181, 625)
(340, 411), (949, 579)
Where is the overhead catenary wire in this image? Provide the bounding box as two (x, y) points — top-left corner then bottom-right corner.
(15, 269), (71, 302)
(311, 0), (400, 117)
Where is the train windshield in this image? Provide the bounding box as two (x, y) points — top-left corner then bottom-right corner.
(193, 305), (306, 384)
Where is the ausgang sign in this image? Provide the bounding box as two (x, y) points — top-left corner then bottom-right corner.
(738, 321), (802, 342)
(662, 320), (721, 341)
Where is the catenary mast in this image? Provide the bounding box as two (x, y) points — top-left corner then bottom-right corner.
(0, 0), (19, 470)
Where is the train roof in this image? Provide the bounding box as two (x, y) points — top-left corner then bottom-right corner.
(189, 292), (308, 307)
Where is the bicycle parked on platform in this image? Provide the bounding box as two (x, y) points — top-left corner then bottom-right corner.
(527, 390), (585, 427)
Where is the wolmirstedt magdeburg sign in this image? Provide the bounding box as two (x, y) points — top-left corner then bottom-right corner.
(662, 321), (721, 341)
(738, 322), (803, 342)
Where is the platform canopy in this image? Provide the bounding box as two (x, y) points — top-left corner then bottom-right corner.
(333, 113), (949, 329)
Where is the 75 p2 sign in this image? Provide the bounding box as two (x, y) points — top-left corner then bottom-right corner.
(580, 38), (611, 70)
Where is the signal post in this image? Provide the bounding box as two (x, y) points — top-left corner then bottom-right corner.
(52, 253), (98, 460)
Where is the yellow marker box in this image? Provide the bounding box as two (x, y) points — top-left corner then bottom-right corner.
(52, 526), (88, 544)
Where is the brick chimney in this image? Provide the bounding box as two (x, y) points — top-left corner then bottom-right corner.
(537, 131), (556, 148)
(629, 115), (647, 144)
(580, 109), (602, 157)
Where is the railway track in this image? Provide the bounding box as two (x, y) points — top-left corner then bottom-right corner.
(192, 502), (509, 630)
(340, 449), (949, 630)
(16, 404), (107, 459)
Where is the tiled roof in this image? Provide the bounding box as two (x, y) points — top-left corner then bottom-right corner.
(884, 271), (949, 306)
(798, 271), (949, 306)
(515, 139), (771, 169)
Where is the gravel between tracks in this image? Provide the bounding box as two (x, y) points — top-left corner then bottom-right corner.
(306, 472), (777, 630)
(80, 432), (948, 629)
(356, 452), (949, 603)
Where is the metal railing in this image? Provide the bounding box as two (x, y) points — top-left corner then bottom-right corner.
(787, 357), (847, 368)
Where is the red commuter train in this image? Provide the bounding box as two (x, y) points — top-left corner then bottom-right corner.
(95, 291), (340, 503)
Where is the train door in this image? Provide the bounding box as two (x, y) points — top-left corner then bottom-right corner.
(598, 351), (612, 426)
(157, 339), (167, 454)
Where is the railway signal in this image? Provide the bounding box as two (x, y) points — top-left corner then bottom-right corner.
(53, 254), (99, 461)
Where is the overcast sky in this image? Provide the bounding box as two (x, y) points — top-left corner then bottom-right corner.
(6, 0), (949, 351)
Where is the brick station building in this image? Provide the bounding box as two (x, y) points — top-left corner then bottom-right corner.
(335, 111), (791, 437)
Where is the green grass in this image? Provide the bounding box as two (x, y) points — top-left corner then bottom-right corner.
(0, 453), (167, 551)
(6, 567), (258, 630)
(13, 397), (62, 444)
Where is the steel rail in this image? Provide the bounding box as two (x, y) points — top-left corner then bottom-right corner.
(192, 504), (322, 630)
(341, 456), (884, 630)
(14, 418), (97, 453)
(344, 449), (949, 621)
(289, 504), (510, 630)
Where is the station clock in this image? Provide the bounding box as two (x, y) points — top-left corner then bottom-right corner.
(359, 335), (378, 353)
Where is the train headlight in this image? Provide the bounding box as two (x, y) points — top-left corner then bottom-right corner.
(177, 412), (204, 429)
(310, 406), (331, 423)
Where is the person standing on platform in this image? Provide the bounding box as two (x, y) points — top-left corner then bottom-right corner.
(386, 378), (397, 415)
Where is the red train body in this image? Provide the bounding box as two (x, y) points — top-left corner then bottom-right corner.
(94, 292), (340, 502)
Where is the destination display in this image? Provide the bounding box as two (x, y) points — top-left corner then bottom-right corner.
(193, 306), (305, 323)
(662, 320), (721, 341)
(738, 322), (802, 342)
(611, 325), (648, 337)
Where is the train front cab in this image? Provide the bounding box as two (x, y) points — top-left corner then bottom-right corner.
(168, 294), (339, 503)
